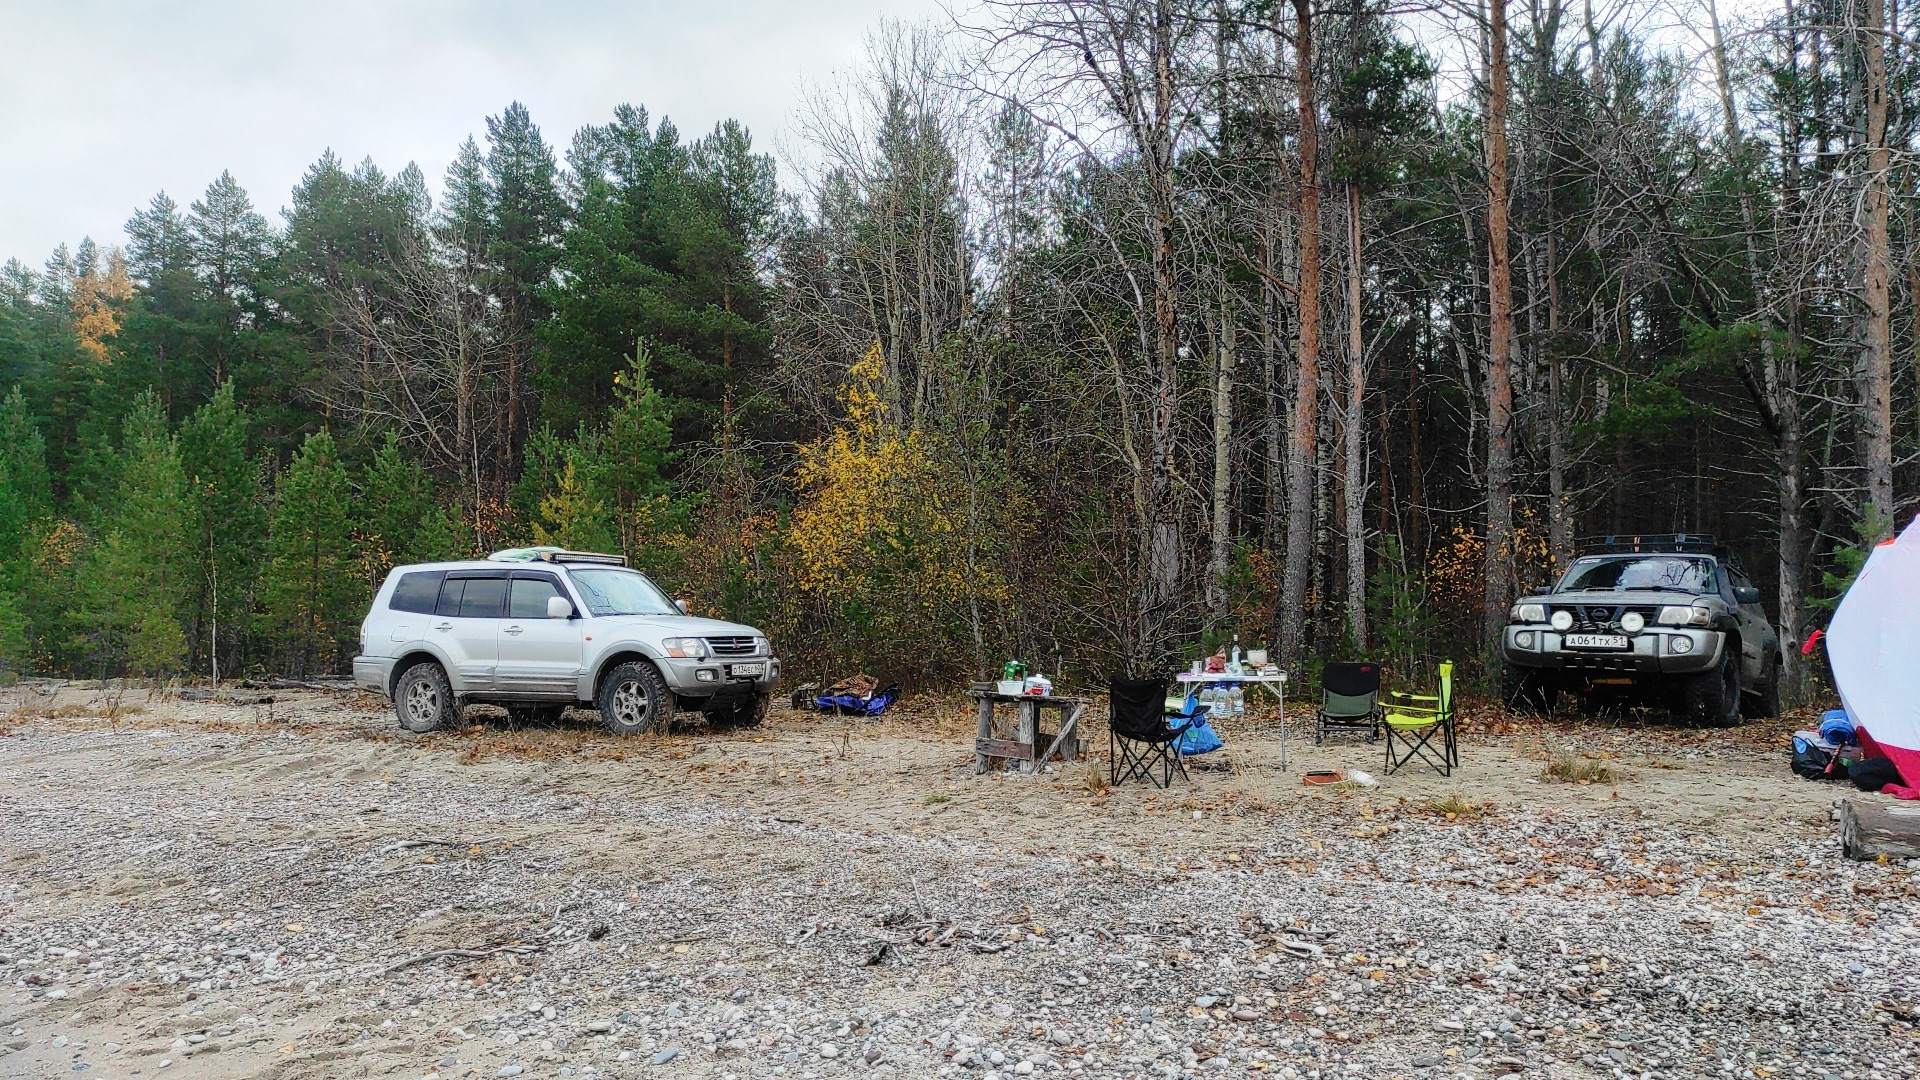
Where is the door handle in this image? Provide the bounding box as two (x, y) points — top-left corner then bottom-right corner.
(503, 625), (524, 636)
(433, 622), (453, 632)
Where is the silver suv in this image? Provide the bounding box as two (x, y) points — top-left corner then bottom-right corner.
(1500, 535), (1781, 725)
(352, 549), (781, 734)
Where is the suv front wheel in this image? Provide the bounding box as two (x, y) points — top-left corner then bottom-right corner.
(706, 692), (769, 728)
(1682, 650), (1742, 728)
(395, 662), (456, 733)
(597, 660), (672, 735)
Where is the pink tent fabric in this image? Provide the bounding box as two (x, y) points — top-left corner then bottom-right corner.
(1827, 515), (1920, 797)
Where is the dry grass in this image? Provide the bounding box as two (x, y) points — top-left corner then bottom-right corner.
(1542, 753), (1628, 785)
(1423, 793), (1492, 820)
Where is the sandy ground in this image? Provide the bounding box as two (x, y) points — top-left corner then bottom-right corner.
(1, 684), (1914, 1080)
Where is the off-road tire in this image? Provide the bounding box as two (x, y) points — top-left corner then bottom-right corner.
(1683, 649), (1742, 728)
(706, 692), (770, 729)
(506, 704), (568, 727)
(1742, 660), (1782, 720)
(596, 660), (673, 735)
(394, 662), (456, 734)
(1501, 664), (1559, 715)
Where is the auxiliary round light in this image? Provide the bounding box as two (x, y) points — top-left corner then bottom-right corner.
(1670, 637), (1694, 655)
(1550, 610), (1575, 631)
(1620, 611), (1646, 633)
(1515, 631), (1536, 649)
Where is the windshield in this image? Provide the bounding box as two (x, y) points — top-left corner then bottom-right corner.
(1557, 555), (1717, 594)
(567, 568), (680, 616)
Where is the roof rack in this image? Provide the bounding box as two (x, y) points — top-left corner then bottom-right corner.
(488, 547), (629, 567)
(1576, 533), (1728, 558)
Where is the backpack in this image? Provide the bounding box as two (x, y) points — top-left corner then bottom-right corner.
(1849, 755), (1903, 793)
(1791, 735), (1846, 782)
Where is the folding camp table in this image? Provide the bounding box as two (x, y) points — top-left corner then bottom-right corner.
(969, 687), (1090, 774)
(1174, 670), (1290, 768)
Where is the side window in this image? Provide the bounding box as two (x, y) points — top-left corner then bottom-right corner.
(458, 577), (508, 619)
(435, 577), (467, 617)
(509, 575), (564, 619)
(390, 571), (445, 614)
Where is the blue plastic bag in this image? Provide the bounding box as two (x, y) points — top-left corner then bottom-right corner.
(1175, 713), (1224, 755)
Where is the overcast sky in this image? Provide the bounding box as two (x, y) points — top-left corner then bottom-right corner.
(0, 0), (943, 264)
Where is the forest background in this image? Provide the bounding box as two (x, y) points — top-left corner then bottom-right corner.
(0, 0), (1911, 702)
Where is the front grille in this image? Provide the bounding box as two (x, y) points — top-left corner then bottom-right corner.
(705, 636), (759, 656)
(1551, 604), (1658, 632)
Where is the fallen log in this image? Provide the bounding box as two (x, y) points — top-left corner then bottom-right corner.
(1839, 799), (1920, 861)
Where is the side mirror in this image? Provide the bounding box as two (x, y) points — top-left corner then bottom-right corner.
(675, 598), (690, 615)
(547, 596), (575, 619)
(1734, 585), (1761, 605)
(1528, 585), (1553, 596)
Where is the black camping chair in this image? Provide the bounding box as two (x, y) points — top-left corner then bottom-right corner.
(1108, 677), (1205, 789)
(1315, 662), (1382, 744)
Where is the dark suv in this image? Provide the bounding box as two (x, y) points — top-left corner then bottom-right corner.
(1500, 535), (1782, 725)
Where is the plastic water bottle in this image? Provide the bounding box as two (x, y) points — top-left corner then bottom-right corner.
(1229, 686), (1245, 718)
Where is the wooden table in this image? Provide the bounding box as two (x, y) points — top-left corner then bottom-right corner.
(969, 687), (1090, 774)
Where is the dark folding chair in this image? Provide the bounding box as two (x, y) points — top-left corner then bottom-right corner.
(1385, 660), (1458, 775)
(1315, 662), (1382, 744)
(1108, 677), (1206, 789)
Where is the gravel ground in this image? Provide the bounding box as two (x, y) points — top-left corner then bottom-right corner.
(1, 684), (1915, 1080)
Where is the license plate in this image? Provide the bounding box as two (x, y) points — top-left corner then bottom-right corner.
(730, 663), (765, 678)
(1564, 634), (1629, 650)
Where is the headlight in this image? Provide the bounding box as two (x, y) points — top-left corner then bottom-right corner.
(1657, 606), (1711, 628)
(1550, 610), (1574, 631)
(1513, 603), (1547, 623)
(661, 637), (709, 658)
(753, 636), (770, 655)
(1620, 611), (1645, 634)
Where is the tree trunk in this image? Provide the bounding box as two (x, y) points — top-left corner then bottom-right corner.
(1208, 282), (1235, 623)
(1142, 0), (1184, 662)
(1343, 182), (1367, 646)
(1281, 0), (1322, 666)
(1861, 0), (1895, 535)
(1481, 0), (1517, 650)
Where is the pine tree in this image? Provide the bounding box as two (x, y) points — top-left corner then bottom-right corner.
(358, 430), (466, 584)
(75, 394), (194, 676)
(582, 343), (676, 560)
(179, 381), (265, 679)
(262, 430), (359, 675)
(0, 388), (51, 677)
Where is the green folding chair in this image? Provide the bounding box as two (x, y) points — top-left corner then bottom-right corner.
(1384, 660), (1457, 775)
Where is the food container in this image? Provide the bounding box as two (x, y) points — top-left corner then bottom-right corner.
(996, 679), (1024, 696)
(1023, 674), (1053, 696)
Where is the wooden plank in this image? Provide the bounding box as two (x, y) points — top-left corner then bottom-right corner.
(976, 738), (1034, 761)
(1017, 699), (1040, 773)
(1038, 702), (1086, 764)
(1840, 799), (1920, 861)
(973, 695), (996, 775)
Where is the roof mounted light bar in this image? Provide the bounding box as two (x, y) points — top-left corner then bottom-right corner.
(1577, 533), (1727, 558)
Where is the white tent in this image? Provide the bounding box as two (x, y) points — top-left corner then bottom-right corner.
(1827, 514), (1920, 790)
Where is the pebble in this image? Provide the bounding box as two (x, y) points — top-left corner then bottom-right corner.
(498, 1068), (522, 1078)
(650, 1048), (678, 1065)
(586, 1019), (614, 1033)
(818, 1043), (839, 1058)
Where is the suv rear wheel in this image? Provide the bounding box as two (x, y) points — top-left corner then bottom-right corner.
(597, 660), (672, 735)
(1682, 650), (1742, 727)
(706, 692), (769, 728)
(1742, 659), (1782, 720)
(395, 662), (456, 733)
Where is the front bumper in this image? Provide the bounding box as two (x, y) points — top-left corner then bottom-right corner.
(654, 655), (783, 696)
(1501, 626), (1724, 676)
(352, 655), (396, 695)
